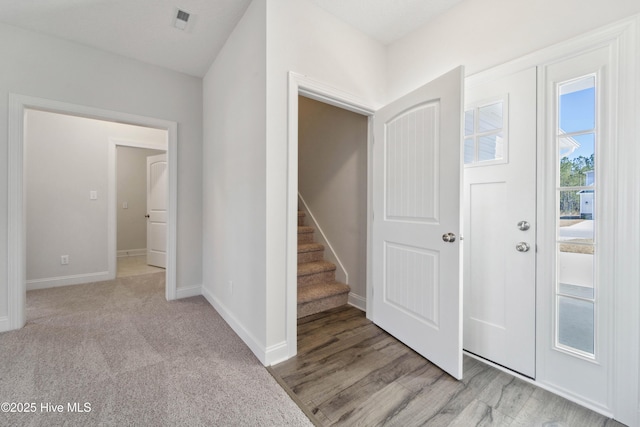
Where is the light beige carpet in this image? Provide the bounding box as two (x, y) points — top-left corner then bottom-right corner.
(0, 273), (312, 426)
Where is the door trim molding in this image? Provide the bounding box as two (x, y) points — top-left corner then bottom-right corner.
(286, 72), (375, 360)
(108, 138), (168, 282)
(7, 94), (178, 331)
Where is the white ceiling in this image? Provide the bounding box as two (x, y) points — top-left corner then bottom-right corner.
(0, 0), (463, 78)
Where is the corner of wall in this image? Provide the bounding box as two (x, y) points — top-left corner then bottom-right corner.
(0, 316), (10, 333)
(200, 285), (289, 366)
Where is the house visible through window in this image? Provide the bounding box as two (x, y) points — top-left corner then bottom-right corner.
(555, 75), (597, 357)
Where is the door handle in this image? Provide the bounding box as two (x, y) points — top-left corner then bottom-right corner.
(145, 214), (150, 218)
(516, 242), (530, 252)
(442, 232), (456, 243)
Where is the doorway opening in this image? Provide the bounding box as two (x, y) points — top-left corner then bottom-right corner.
(8, 94), (178, 330)
(113, 145), (167, 278)
(285, 73), (376, 360)
(296, 95), (368, 319)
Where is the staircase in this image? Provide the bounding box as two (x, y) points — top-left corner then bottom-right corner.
(297, 211), (350, 318)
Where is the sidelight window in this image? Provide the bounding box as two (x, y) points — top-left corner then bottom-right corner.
(555, 75), (597, 357)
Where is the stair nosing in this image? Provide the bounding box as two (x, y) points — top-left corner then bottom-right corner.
(297, 260), (336, 276)
(297, 282), (350, 303)
(297, 242), (324, 253)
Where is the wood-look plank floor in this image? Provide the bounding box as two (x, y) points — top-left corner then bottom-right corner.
(270, 305), (624, 427)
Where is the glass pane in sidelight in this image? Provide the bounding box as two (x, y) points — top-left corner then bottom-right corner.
(559, 76), (595, 134)
(559, 283), (594, 299)
(558, 296), (594, 354)
(557, 244), (594, 289)
(559, 134), (595, 187)
(558, 190), (594, 242)
(478, 133), (504, 162)
(478, 102), (503, 132)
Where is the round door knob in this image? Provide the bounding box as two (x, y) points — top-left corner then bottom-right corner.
(516, 242), (530, 252)
(442, 232), (456, 243)
(145, 214), (150, 218)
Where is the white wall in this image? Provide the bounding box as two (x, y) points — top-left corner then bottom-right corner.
(0, 23), (202, 322)
(264, 0), (386, 354)
(387, 0), (640, 101)
(202, 0), (268, 357)
(201, 0), (385, 363)
(25, 110), (166, 287)
(298, 96), (368, 303)
(117, 146), (166, 254)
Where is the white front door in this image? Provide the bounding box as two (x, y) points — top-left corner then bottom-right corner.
(463, 67), (537, 377)
(147, 153), (167, 268)
(372, 66), (464, 379)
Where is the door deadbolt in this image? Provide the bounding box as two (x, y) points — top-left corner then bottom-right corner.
(517, 221), (530, 231)
(442, 232), (456, 243)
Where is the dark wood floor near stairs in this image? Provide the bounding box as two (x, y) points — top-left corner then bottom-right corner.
(270, 305), (624, 427)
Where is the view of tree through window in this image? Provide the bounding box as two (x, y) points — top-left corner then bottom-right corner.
(555, 75), (597, 356)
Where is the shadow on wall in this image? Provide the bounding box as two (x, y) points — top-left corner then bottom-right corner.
(297, 95), (368, 305)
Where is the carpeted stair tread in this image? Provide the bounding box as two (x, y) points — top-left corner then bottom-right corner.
(298, 260), (336, 276)
(297, 282), (350, 304)
(297, 225), (315, 243)
(297, 242), (324, 253)
(296, 212), (349, 317)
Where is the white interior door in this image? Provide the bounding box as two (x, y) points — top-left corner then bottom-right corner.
(372, 66), (464, 379)
(147, 153), (167, 268)
(463, 67), (537, 377)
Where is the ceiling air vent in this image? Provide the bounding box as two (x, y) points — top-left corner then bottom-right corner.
(174, 9), (190, 30)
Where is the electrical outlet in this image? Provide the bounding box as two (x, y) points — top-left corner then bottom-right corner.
(61, 255), (69, 265)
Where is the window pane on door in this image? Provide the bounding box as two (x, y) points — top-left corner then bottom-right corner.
(464, 138), (475, 164)
(478, 133), (504, 162)
(478, 102), (503, 132)
(465, 110), (474, 136)
(464, 100), (506, 165)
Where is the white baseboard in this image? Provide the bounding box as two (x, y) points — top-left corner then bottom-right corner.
(201, 286), (270, 366)
(265, 340), (290, 366)
(348, 292), (366, 312)
(176, 285), (202, 299)
(117, 249), (147, 258)
(27, 271), (113, 291)
(0, 316), (9, 333)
